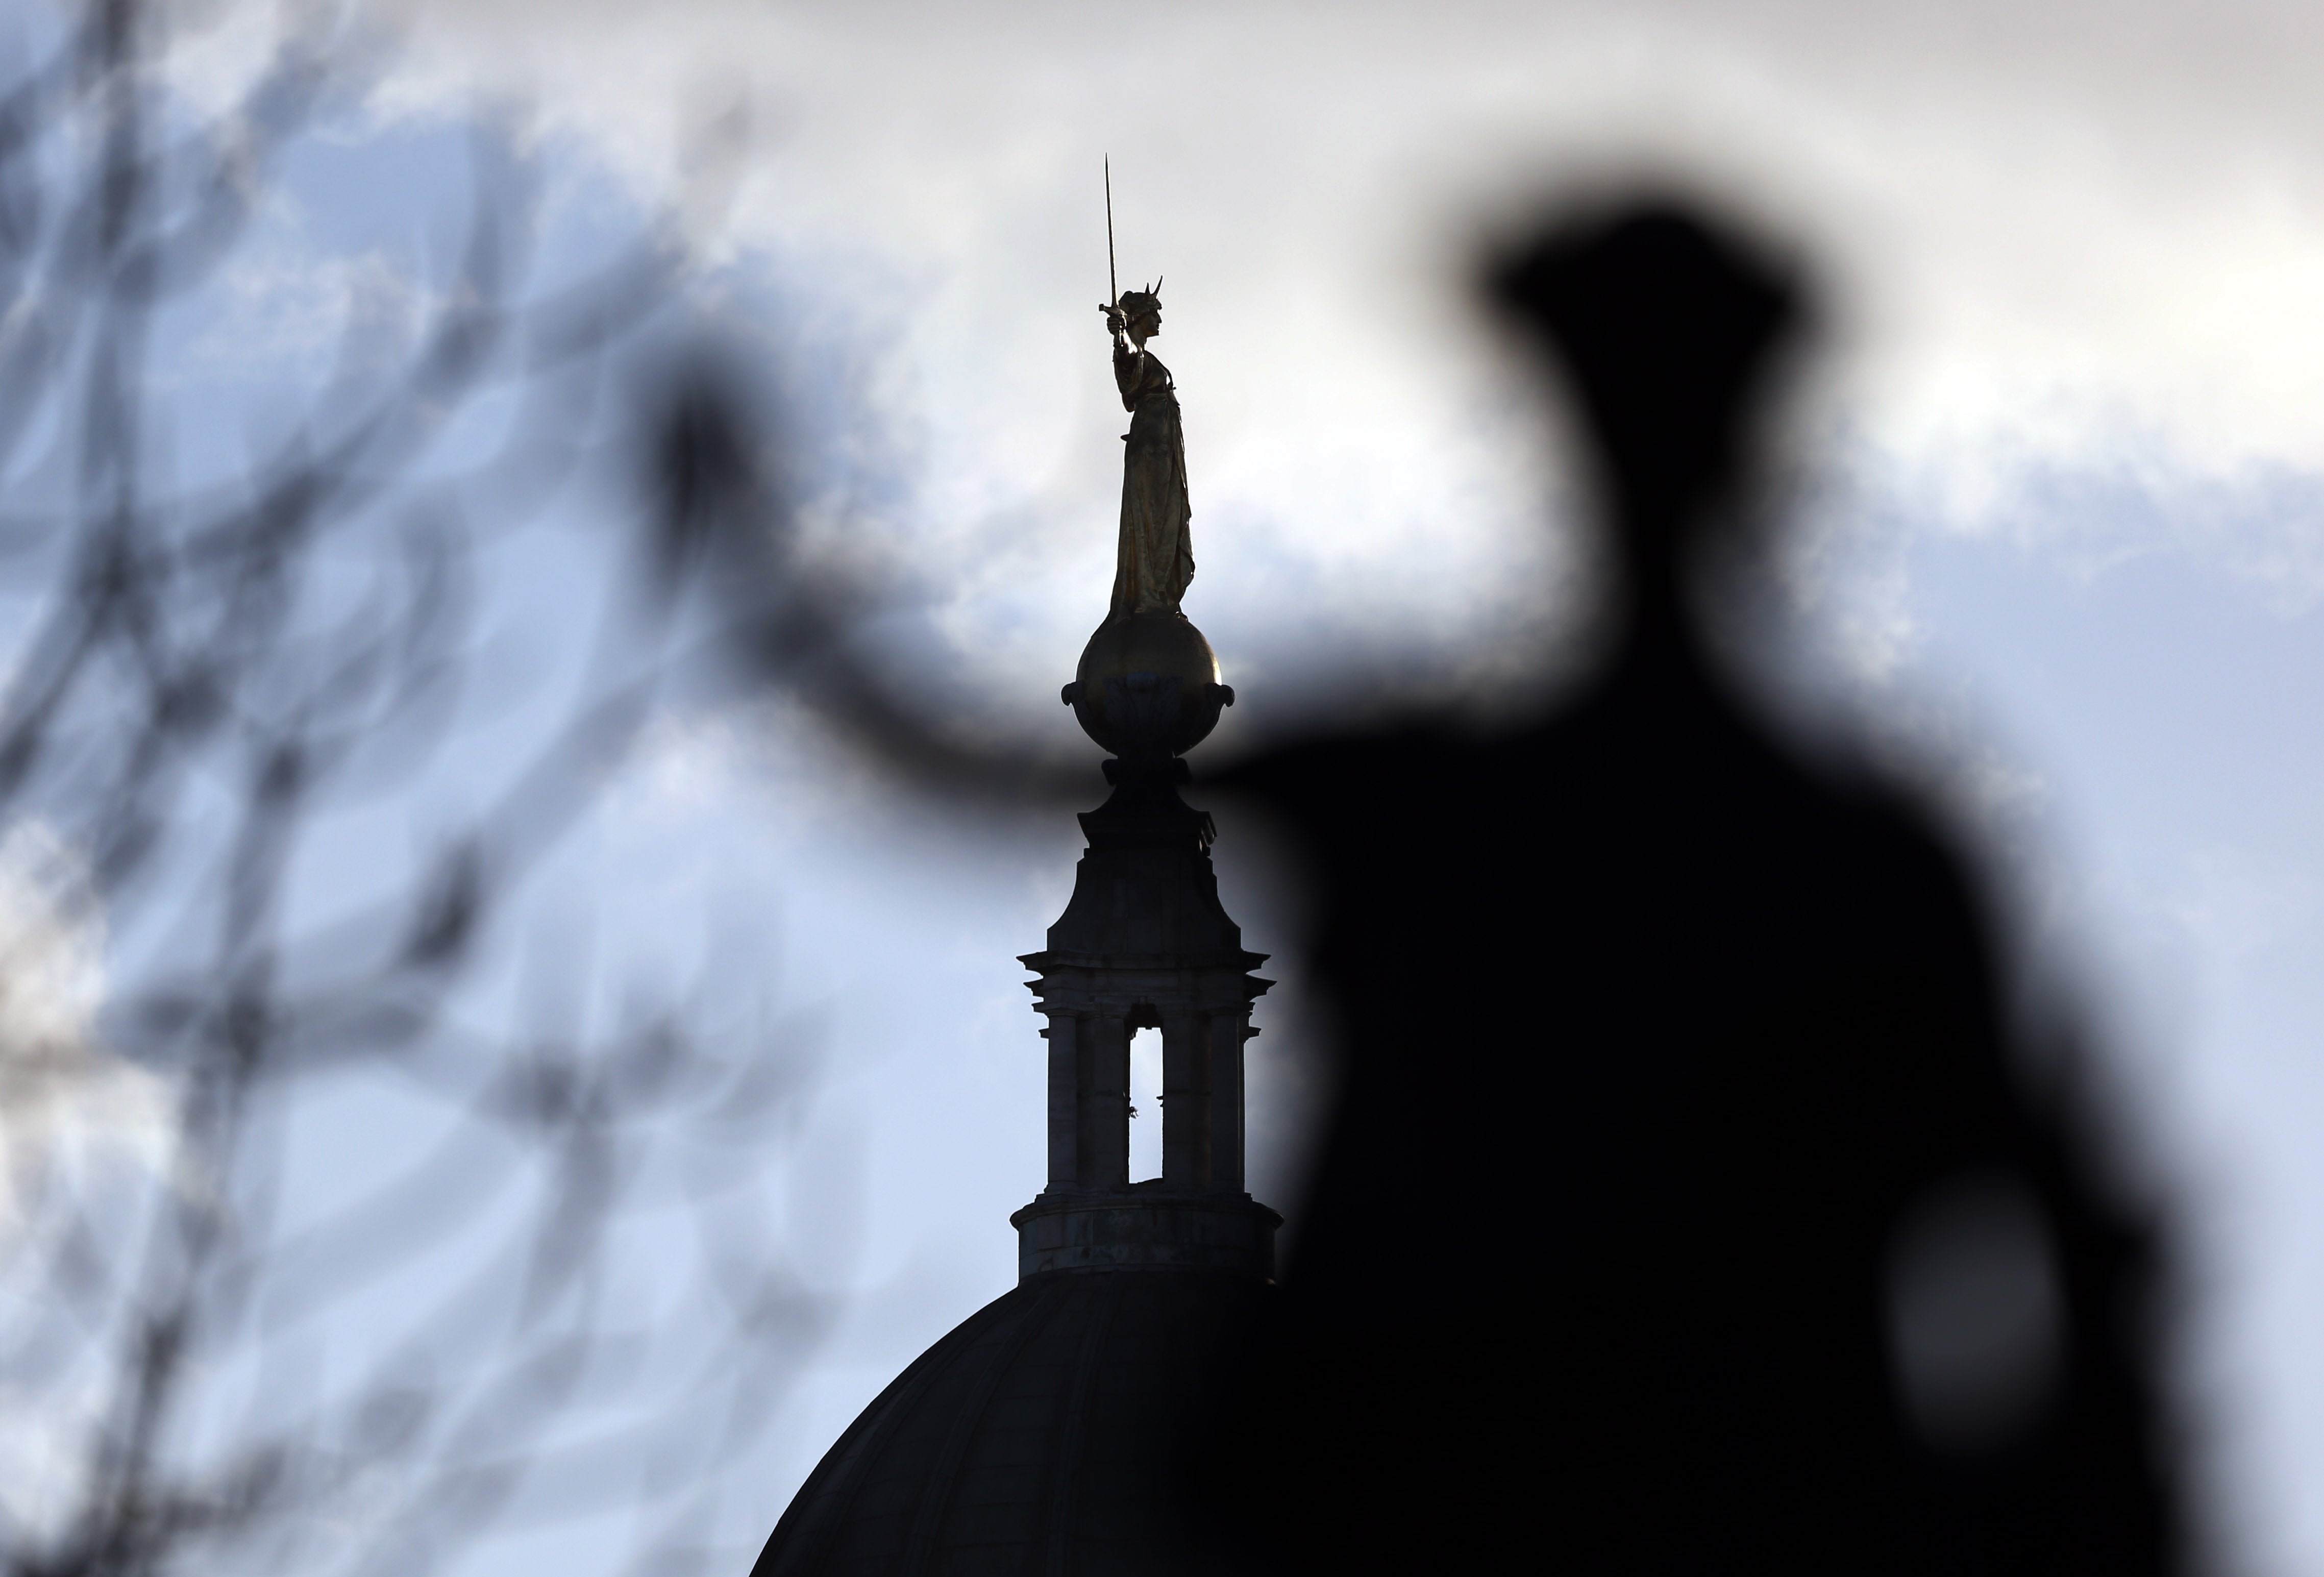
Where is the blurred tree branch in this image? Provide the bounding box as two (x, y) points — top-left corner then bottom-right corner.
(0, 5), (844, 1573)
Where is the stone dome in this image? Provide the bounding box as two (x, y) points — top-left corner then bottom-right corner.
(751, 1269), (1275, 1577)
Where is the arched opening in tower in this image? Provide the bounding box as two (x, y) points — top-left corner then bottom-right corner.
(1129, 1026), (1164, 1184)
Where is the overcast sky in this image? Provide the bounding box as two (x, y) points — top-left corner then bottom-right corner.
(78, 1), (2324, 1570)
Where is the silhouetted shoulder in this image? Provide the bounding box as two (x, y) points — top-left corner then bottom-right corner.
(1207, 201), (2177, 1575)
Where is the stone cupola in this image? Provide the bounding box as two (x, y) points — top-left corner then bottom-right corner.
(1013, 608), (1280, 1280)
(748, 609), (1286, 1577)
(749, 304), (1286, 1577)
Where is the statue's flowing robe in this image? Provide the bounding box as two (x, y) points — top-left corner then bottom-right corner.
(1110, 342), (1194, 619)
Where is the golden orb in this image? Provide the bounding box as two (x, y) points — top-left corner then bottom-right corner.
(1067, 610), (1230, 757)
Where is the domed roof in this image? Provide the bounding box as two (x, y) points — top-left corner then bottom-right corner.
(752, 1270), (1275, 1577)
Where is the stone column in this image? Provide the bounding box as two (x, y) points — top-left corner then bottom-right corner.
(1044, 1015), (1079, 1193)
(1160, 1010), (1209, 1189)
(1205, 1009), (1248, 1191)
(1078, 1013), (1131, 1191)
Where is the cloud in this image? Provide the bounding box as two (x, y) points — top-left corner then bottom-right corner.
(192, 235), (435, 378)
(0, 823), (168, 1243)
(284, 0), (2324, 710)
(0, 822), (170, 1540)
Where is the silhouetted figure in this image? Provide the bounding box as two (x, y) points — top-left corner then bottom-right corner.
(1216, 207), (2178, 1574)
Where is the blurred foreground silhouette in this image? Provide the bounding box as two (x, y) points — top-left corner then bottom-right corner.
(1214, 207), (2180, 1573)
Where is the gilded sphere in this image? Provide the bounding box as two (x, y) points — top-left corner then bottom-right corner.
(1067, 611), (1230, 757)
